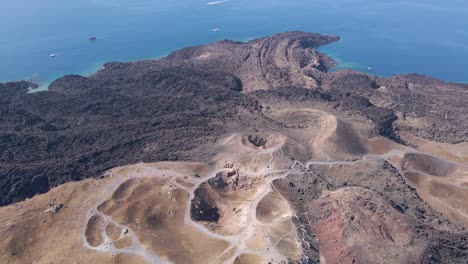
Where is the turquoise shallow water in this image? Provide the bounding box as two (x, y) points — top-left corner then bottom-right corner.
(1, 0), (468, 84)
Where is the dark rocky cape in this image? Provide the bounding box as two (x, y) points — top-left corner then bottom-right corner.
(1, 32), (467, 206)
(1, 31), (468, 263)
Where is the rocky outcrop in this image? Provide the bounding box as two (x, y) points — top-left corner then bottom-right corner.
(307, 188), (429, 264)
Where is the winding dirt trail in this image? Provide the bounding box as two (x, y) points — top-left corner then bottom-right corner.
(80, 140), (422, 263)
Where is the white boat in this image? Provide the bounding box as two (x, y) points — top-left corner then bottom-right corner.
(50, 53), (57, 58)
(212, 28), (220, 32)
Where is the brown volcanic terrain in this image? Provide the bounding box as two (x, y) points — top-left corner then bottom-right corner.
(0, 32), (467, 263)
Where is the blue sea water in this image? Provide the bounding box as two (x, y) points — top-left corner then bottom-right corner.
(1, 0), (468, 84)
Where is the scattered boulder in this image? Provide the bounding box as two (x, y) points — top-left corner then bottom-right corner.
(44, 201), (64, 214)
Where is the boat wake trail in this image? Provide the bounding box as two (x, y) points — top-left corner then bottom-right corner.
(208, 0), (231, 5)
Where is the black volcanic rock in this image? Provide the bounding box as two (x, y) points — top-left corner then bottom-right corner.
(0, 70), (258, 205)
(0, 31), (467, 208)
(1, 31), (467, 264)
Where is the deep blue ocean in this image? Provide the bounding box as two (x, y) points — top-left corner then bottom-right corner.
(1, 0), (468, 85)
